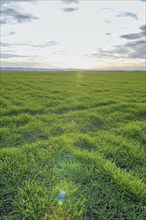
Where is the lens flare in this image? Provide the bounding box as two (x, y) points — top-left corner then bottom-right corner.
(58, 190), (66, 206)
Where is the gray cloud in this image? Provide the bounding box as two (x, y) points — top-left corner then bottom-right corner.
(121, 33), (144, 40)
(120, 24), (146, 40)
(140, 24), (146, 32)
(116, 40), (145, 59)
(125, 39), (145, 47)
(0, 19), (7, 25)
(31, 41), (58, 48)
(117, 12), (138, 20)
(9, 31), (15, 35)
(1, 0), (32, 4)
(62, 0), (79, 4)
(62, 0), (79, 12)
(89, 39), (145, 60)
(106, 33), (111, 35)
(63, 7), (78, 12)
(1, 31), (15, 36)
(1, 53), (36, 59)
(1, 7), (38, 23)
(1, 43), (11, 47)
(1, 41), (58, 48)
(105, 19), (111, 24)
(1, 53), (19, 59)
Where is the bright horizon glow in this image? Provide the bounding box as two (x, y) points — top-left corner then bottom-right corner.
(1, 0), (146, 70)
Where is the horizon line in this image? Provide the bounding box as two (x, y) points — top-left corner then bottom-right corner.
(1, 67), (145, 72)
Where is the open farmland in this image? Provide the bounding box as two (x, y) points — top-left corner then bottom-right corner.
(0, 71), (146, 220)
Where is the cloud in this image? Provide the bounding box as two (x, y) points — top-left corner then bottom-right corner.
(105, 33), (111, 35)
(1, 0), (32, 4)
(1, 53), (19, 59)
(62, 7), (78, 12)
(1, 41), (58, 48)
(53, 51), (66, 55)
(31, 41), (58, 48)
(1, 7), (38, 23)
(89, 39), (145, 60)
(119, 40), (145, 59)
(105, 19), (111, 24)
(101, 7), (112, 11)
(1, 53), (36, 59)
(140, 24), (146, 32)
(117, 12), (138, 20)
(0, 19), (7, 25)
(1, 31), (15, 36)
(62, 0), (79, 12)
(9, 31), (15, 35)
(62, 0), (79, 4)
(102, 7), (111, 10)
(120, 33), (143, 40)
(1, 43), (11, 47)
(120, 24), (146, 40)
(1, 43), (12, 48)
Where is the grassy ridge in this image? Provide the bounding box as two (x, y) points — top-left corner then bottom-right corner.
(0, 71), (146, 219)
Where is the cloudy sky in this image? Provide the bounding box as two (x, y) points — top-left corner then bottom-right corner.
(1, 0), (146, 70)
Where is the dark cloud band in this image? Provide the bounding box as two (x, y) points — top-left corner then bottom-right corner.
(62, 7), (78, 12)
(1, 7), (38, 23)
(120, 25), (146, 40)
(89, 39), (145, 60)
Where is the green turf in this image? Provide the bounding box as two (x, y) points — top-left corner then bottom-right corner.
(0, 71), (146, 220)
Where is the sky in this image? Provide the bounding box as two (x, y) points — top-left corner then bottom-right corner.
(1, 0), (146, 70)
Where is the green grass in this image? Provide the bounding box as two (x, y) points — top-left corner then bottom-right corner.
(0, 71), (146, 220)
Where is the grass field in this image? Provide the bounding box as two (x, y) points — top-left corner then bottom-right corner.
(0, 71), (146, 220)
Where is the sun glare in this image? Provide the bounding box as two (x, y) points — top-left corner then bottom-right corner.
(58, 190), (66, 206)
